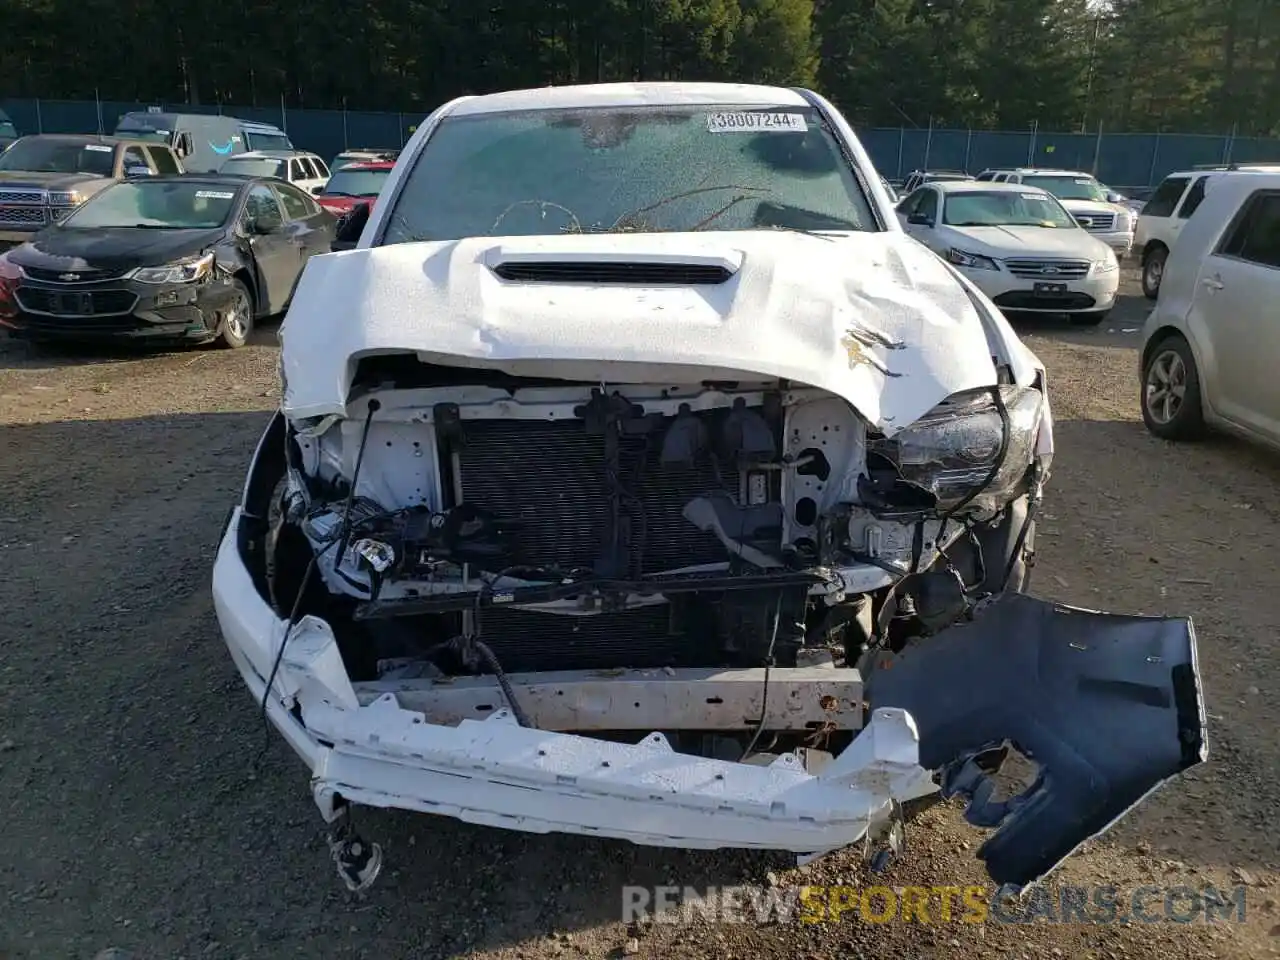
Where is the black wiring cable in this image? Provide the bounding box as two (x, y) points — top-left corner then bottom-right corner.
(1000, 461), (1046, 591)
(254, 400), (380, 767)
(936, 384), (1012, 542)
(450, 564), (534, 728)
(929, 385), (1012, 585)
(740, 593), (784, 762)
(336, 400), (382, 561)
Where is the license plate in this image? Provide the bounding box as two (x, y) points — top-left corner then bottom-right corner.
(54, 292), (92, 315)
(1033, 282), (1068, 294)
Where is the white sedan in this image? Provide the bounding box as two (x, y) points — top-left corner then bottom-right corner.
(896, 180), (1120, 326)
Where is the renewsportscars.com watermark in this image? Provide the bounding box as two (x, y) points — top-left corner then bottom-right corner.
(622, 884), (1249, 926)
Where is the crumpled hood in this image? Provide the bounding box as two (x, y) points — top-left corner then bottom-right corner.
(949, 224), (1113, 260)
(279, 230), (1042, 435)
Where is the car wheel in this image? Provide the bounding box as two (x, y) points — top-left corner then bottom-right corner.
(1141, 335), (1206, 441)
(1141, 247), (1167, 300)
(217, 280), (254, 349)
(1069, 310), (1110, 326)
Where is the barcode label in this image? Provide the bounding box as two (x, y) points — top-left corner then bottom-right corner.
(707, 112), (807, 133)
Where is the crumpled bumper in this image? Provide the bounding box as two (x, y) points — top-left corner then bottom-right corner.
(213, 506), (1206, 884)
(213, 506), (937, 854)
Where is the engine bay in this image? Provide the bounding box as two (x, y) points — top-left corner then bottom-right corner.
(265, 359), (1042, 705)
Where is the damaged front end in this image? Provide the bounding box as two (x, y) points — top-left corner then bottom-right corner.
(213, 350), (1206, 892)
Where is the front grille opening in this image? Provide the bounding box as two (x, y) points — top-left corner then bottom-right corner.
(492, 261), (734, 285)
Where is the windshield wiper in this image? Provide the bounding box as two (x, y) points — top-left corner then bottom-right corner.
(612, 184), (770, 232)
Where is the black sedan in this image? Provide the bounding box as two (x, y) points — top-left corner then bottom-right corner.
(0, 174), (335, 347)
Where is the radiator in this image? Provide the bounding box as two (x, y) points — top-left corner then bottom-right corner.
(455, 418), (730, 575)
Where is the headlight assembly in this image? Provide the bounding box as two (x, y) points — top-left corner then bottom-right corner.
(945, 248), (999, 271)
(47, 190), (84, 207)
(131, 252), (214, 284)
(867, 385), (1044, 513)
(1094, 255), (1119, 274)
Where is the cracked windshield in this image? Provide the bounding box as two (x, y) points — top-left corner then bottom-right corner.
(381, 105), (877, 242)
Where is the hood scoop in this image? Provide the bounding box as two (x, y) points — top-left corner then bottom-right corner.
(491, 260), (734, 285)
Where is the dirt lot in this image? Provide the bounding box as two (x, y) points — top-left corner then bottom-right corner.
(2, 273), (1279, 959)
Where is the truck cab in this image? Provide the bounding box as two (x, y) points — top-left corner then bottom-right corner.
(112, 112), (293, 173)
(0, 134), (185, 247)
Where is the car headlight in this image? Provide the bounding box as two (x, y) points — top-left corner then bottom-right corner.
(1094, 254), (1119, 274)
(47, 191), (84, 207)
(945, 248), (999, 271)
(867, 385), (1044, 513)
(131, 252), (214, 284)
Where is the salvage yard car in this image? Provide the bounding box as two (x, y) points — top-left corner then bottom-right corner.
(211, 82), (1206, 894)
(1140, 170), (1280, 447)
(1134, 164), (1280, 299)
(312, 159), (394, 216)
(113, 111), (294, 173)
(976, 168), (1136, 259)
(896, 180), (1120, 325)
(0, 134), (185, 249)
(0, 174), (334, 346)
(218, 150), (331, 195)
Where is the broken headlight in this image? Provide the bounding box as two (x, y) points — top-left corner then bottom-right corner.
(131, 252), (214, 284)
(869, 385), (1043, 512)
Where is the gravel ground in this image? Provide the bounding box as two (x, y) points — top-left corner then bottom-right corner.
(2, 271), (1279, 959)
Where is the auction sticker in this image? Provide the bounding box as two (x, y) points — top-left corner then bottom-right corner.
(707, 111), (807, 133)
(84, 144), (113, 152)
(195, 190), (235, 199)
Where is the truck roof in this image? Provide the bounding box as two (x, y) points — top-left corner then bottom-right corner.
(118, 112), (287, 135)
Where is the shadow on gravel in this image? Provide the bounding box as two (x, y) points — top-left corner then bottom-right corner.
(0, 410), (816, 959)
(0, 323), (279, 372)
(1005, 291), (1151, 351)
(5, 408), (1273, 959)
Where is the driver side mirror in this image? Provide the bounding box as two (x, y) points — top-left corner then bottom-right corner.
(249, 216), (282, 236)
(331, 202), (370, 252)
(907, 212), (934, 227)
(311, 185), (324, 195)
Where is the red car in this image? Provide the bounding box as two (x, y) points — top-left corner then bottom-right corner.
(314, 161), (395, 216)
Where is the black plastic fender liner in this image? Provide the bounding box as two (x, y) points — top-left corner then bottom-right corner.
(866, 592), (1208, 889)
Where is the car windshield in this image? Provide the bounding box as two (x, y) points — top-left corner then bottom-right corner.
(943, 190), (1077, 228)
(63, 180), (238, 229)
(1021, 175), (1107, 203)
(221, 157), (285, 178)
(925, 173), (969, 182)
(381, 104), (876, 243)
(245, 132), (293, 152)
(321, 167), (390, 198)
(0, 139), (115, 175)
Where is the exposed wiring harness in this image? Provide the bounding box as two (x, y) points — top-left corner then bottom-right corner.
(255, 400), (380, 767)
(932, 385), (1012, 595)
(739, 593), (784, 762)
